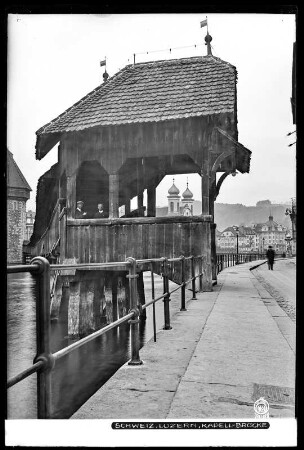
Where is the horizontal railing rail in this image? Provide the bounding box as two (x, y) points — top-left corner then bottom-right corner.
(7, 250), (255, 418)
(6, 254), (203, 417)
(215, 252), (266, 275)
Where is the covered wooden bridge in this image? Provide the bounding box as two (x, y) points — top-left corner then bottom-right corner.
(28, 54), (251, 335)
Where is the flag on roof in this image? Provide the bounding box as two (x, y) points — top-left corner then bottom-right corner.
(200, 19), (207, 28)
(100, 59), (106, 67)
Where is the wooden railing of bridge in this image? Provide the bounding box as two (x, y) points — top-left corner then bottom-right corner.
(27, 213), (214, 288)
(65, 215), (212, 263)
(28, 208), (212, 262)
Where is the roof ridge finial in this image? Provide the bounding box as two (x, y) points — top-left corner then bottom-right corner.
(201, 16), (213, 56)
(186, 176), (189, 188)
(101, 57), (109, 83)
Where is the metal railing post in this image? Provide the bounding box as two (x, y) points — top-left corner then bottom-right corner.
(162, 257), (172, 330)
(31, 256), (54, 419)
(150, 262), (157, 342)
(199, 255), (203, 292)
(126, 257), (143, 365)
(180, 256), (187, 311)
(191, 256), (197, 300)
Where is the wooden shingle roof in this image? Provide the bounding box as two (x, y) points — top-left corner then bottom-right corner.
(36, 55), (237, 157)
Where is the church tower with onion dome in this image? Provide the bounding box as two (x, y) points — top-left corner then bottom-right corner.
(181, 180), (194, 216)
(167, 178), (181, 216)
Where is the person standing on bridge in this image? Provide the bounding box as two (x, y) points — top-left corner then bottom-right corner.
(266, 245), (275, 270)
(75, 200), (87, 219)
(94, 203), (107, 218)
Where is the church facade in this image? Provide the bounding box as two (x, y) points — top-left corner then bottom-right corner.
(167, 179), (195, 216)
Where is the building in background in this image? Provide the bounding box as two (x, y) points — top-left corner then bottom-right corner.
(167, 179), (195, 216)
(253, 215), (287, 254)
(24, 210), (36, 242)
(216, 226), (239, 252)
(216, 225), (256, 253)
(216, 215), (289, 254)
(167, 179), (181, 216)
(180, 181), (194, 216)
(7, 150), (32, 263)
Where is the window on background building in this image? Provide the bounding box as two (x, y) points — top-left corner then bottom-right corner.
(170, 202), (174, 212)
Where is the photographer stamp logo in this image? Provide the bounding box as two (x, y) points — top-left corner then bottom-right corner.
(254, 397), (269, 419)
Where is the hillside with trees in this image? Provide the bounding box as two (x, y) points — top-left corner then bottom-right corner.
(156, 199), (292, 232)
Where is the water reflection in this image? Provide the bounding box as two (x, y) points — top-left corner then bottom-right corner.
(7, 272), (166, 419)
(7, 273), (37, 419)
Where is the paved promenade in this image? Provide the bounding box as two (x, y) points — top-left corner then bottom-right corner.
(72, 259), (295, 420)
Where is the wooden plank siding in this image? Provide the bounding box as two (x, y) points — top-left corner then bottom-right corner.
(60, 115), (236, 179)
(65, 217), (211, 264)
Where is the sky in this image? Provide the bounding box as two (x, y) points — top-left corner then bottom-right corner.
(7, 13), (296, 211)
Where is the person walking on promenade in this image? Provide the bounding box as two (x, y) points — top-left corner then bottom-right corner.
(266, 245), (275, 270)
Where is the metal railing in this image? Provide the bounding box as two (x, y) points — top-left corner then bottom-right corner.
(7, 254), (204, 418)
(216, 252), (265, 274)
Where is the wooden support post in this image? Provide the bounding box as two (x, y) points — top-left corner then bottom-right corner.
(201, 166), (210, 215)
(111, 274), (118, 322)
(94, 275), (106, 327)
(59, 279), (70, 324)
(109, 174), (119, 218)
(50, 275), (63, 320)
(79, 279), (95, 336)
(68, 280), (81, 337)
(66, 173), (77, 218)
(104, 283), (113, 324)
(147, 186), (156, 217)
(209, 171), (217, 283)
(117, 276), (126, 319)
(59, 211), (67, 262)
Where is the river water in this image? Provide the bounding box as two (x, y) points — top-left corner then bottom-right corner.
(7, 272), (170, 419)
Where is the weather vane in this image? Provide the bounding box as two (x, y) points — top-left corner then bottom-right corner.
(200, 16), (212, 55)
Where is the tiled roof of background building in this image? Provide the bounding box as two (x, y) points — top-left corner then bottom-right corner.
(222, 227), (238, 236)
(36, 55), (237, 136)
(7, 150), (31, 191)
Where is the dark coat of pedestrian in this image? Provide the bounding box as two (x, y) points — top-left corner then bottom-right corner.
(266, 246), (275, 270)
